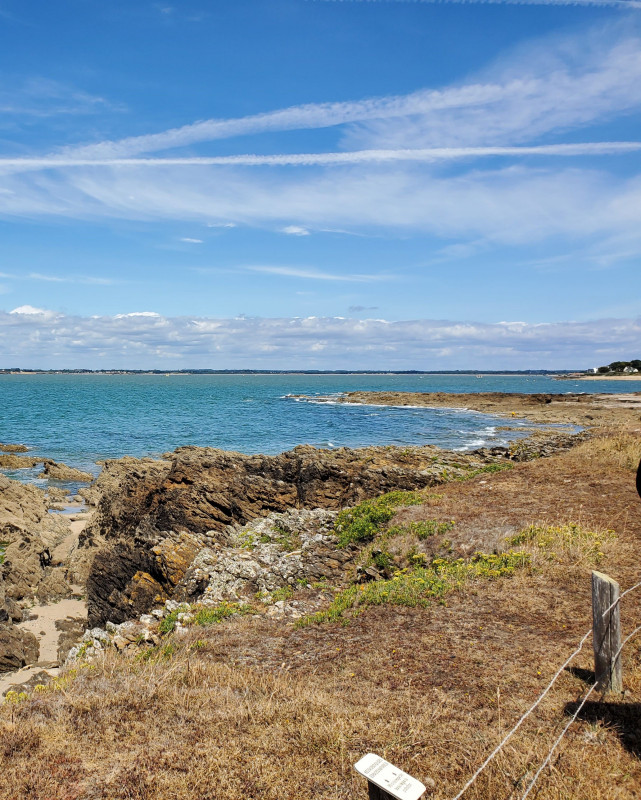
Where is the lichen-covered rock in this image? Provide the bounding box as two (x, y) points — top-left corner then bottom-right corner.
(175, 508), (348, 605)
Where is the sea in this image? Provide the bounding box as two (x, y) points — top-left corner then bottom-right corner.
(1, 373), (639, 491)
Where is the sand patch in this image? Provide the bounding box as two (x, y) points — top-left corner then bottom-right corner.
(0, 597), (86, 697)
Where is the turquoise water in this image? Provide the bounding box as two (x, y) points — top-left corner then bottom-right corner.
(0, 373), (638, 480)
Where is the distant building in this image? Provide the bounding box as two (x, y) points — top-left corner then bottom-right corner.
(623, 366), (639, 373)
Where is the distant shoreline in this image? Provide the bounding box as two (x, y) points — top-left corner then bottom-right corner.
(0, 369), (579, 376)
(570, 374), (641, 381)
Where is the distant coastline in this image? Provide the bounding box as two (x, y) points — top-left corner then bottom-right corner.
(0, 368), (574, 376)
(569, 374), (641, 381)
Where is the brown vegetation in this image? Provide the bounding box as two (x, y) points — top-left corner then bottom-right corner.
(1, 426), (641, 799)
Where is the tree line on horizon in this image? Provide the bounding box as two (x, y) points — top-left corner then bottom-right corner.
(596, 360), (641, 374)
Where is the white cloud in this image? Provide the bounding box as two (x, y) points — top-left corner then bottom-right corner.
(0, 24), (639, 258)
(281, 225), (310, 236)
(113, 311), (161, 318)
(316, 0), (641, 7)
(34, 27), (640, 164)
(4, 272), (117, 286)
(1, 160), (637, 247)
(2, 142), (641, 173)
(0, 310), (638, 369)
(9, 306), (51, 316)
(180, 237), (203, 243)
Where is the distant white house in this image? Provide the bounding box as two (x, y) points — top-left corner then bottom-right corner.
(623, 366), (639, 373)
(588, 367), (599, 373)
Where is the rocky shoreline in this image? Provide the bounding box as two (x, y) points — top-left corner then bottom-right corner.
(0, 402), (589, 697)
(291, 390), (641, 427)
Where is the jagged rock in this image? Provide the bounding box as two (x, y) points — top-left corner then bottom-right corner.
(0, 625), (39, 673)
(165, 510), (347, 605)
(37, 568), (74, 602)
(46, 487), (71, 503)
(40, 461), (94, 483)
(0, 475), (72, 602)
(82, 443), (508, 625)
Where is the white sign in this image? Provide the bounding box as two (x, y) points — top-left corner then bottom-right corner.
(354, 753), (427, 800)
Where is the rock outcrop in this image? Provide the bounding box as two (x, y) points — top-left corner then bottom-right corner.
(84, 443), (494, 626)
(0, 572), (39, 674)
(0, 475), (74, 603)
(174, 508), (345, 605)
(0, 443), (29, 453)
(0, 624), (39, 673)
(82, 430), (586, 627)
(40, 461), (94, 483)
(0, 454), (43, 469)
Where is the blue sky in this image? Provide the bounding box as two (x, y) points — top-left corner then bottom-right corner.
(1, 0), (640, 369)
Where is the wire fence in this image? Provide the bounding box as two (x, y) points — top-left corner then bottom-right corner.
(450, 577), (641, 800)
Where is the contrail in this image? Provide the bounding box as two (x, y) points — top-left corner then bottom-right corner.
(0, 142), (640, 170)
(312, 0), (641, 9)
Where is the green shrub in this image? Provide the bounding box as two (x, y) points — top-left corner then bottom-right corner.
(193, 602), (249, 626)
(334, 491), (424, 547)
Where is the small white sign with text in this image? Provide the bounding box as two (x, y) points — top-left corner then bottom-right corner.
(354, 753), (427, 800)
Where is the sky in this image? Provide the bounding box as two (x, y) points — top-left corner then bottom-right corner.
(1, 0), (640, 370)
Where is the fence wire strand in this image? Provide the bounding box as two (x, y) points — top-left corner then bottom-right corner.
(450, 577), (641, 800)
(450, 631), (593, 800)
(519, 620), (641, 800)
(518, 682), (598, 800)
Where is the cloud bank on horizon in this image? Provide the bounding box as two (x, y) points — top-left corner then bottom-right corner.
(3, 306), (639, 370)
(0, 1), (640, 366)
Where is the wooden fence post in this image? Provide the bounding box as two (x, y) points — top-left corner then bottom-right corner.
(592, 570), (622, 693)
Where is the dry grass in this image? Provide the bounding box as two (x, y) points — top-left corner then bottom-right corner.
(574, 430), (641, 473)
(1, 429), (641, 799)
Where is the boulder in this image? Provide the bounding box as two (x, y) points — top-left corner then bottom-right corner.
(0, 625), (39, 673)
(0, 443), (29, 453)
(0, 454), (43, 469)
(40, 461), (94, 483)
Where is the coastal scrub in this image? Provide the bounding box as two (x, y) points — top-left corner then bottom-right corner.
(297, 551), (529, 626)
(334, 490), (424, 547)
